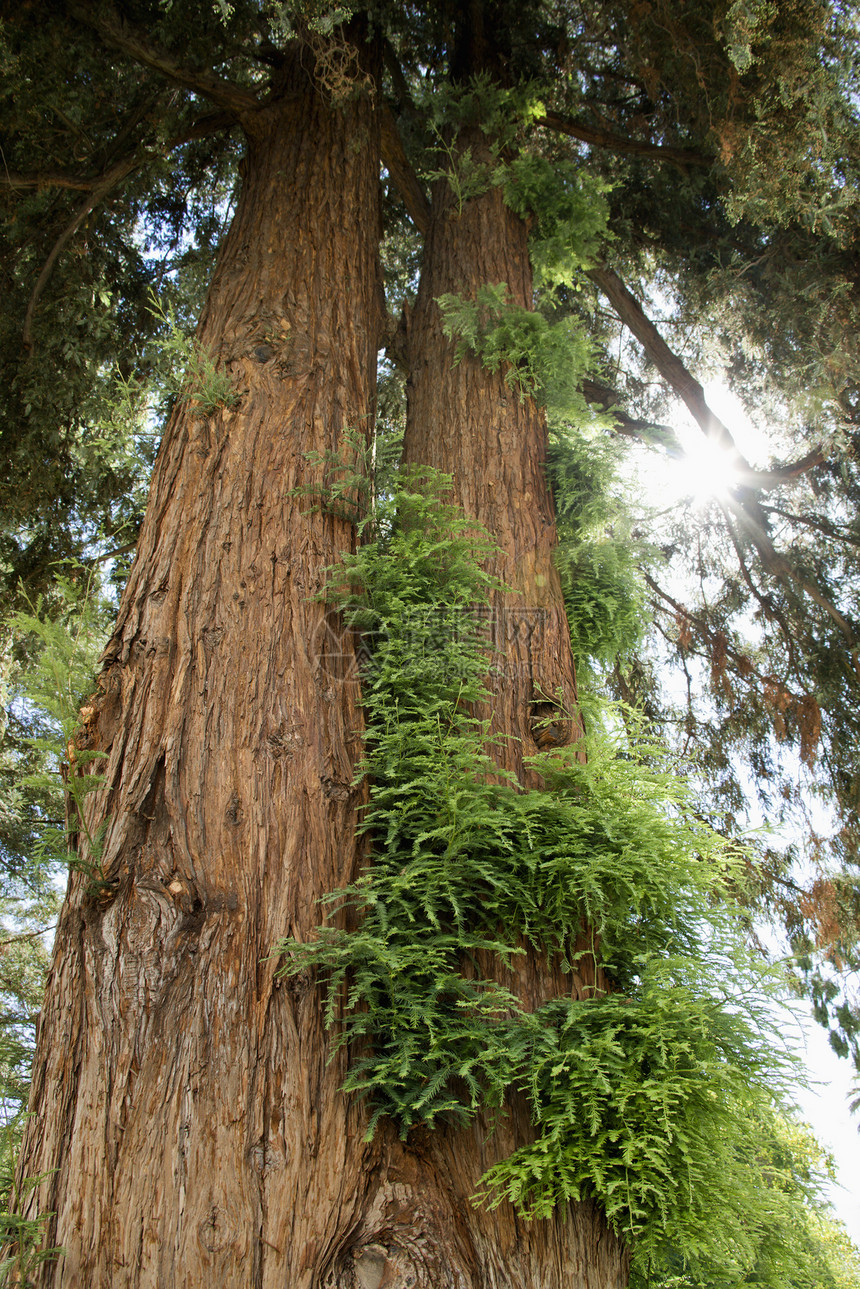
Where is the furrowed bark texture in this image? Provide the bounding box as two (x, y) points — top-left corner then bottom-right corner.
(19, 59), (624, 1289)
(18, 56), (390, 1289)
(401, 138), (628, 1288)
(404, 138), (584, 785)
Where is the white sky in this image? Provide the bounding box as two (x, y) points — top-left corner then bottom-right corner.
(794, 1004), (860, 1242)
(644, 381), (860, 1246)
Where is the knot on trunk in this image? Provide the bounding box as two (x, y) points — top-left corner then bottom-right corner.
(343, 1241), (423, 1289)
(530, 700), (574, 749)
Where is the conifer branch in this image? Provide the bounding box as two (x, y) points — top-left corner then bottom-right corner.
(720, 507), (801, 674)
(751, 525), (856, 647)
(22, 157), (138, 349)
(759, 504), (860, 549)
(581, 378), (679, 446)
(65, 1), (260, 116)
(642, 571), (771, 685)
(588, 265), (826, 492)
(20, 113), (233, 347)
(0, 926), (57, 949)
(4, 111), (233, 197)
(537, 111), (708, 169)
(1, 172), (96, 192)
(381, 38), (421, 125)
(722, 487), (856, 646)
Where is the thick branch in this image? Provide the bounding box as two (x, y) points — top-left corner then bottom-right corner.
(744, 447), (825, 489)
(65, 1), (259, 116)
(588, 265), (752, 467)
(379, 104), (430, 233)
(728, 477), (853, 645)
(538, 111), (708, 170)
(588, 265), (824, 491)
(590, 265), (853, 643)
(21, 112), (234, 347)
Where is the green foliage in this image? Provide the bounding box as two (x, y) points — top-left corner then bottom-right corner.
(276, 471), (809, 1276)
(503, 154), (610, 290)
(289, 421), (404, 537)
(8, 573), (112, 895)
(437, 283), (593, 416)
(0, 923), (53, 1133)
(560, 538), (646, 666)
(475, 984), (778, 1252)
(0, 573), (110, 1127)
(11, 579), (106, 741)
(146, 292), (241, 418)
(0, 0), (240, 607)
(426, 134), (504, 216)
(0, 1128), (63, 1286)
(420, 73), (610, 284)
(422, 73), (548, 212)
(637, 1112), (860, 1289)
(422, 72), (546, 144)
(265, 2), (357, 43)
(548, 428), (649, 668)
(716, 0), (860, 240)
(421, 70), (612, 273)
(0, 753), (60, 1131)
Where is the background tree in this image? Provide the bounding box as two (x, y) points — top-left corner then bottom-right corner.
(2, 0), (860, 1285)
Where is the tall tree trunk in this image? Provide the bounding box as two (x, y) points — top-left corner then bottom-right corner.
(400, 134), (629, 1287)
(18, 42), (626, 1289)
(17, 50), (389, 1289)
(403, 136), (584, 784)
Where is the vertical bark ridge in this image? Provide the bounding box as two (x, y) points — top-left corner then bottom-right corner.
(17, 47), (390, 1288)
(398, 136), (628, 1288)
(404, 134), (585, 787)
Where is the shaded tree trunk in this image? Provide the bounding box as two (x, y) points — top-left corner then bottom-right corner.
(17, 40), (626, 1289)
(18, 52), (385, 1289)
(404, 134), (584, 784)
(401, 133), (628, 1286)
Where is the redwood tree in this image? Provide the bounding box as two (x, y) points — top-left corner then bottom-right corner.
(15, 14), (629, 1286)
(3, 2), (860, 1286)
(16, 35), (392, 1288)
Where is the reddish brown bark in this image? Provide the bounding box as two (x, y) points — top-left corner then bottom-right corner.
(17, 51), (625, 1289)
(17, 51), (386, 1289)
(401, 136), (628, 1287)
(404, 133), (584, 783)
